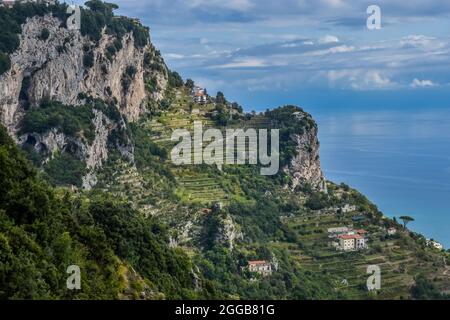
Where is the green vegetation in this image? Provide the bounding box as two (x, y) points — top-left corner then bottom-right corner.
(399, 216), (415, 229)
(38, 28), (50, 41)
(264, 105), (316, 167)
(81, 0), (149, 48)
(122, 66), (137, 94)
(106, 38), (122, 61)
(83, 48), (94, 69)
(44, 152), (87, 187)
(20, 100), (96, 143)
(0, 52), (11, 75)
(168, 71), (184, 88)
(0, 124), (207, 299)
(411, 275), (447, 299)
(1, 2), (448, 300)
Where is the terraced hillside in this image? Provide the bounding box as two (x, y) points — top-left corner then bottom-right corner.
(93, 85), (449, 299)
(2, 2), (448, 300)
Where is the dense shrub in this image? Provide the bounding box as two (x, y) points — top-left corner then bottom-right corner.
(0, 52), (11, 75)
(38, 28), (50, 41)
(20, 100), (95, 143)
(0, 124), (203, 299)
(44, 152), (87, 187)
(81, 0), (149, 48)
(168, 71), (183, 88)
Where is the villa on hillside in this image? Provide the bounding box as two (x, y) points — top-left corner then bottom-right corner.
(341, 204), (357, 213)
(327, 226), (351, 238)
(338, 234), (367, 251)
(193, 86), (208, 104)
(246, 260), (272, 277)
(427, 239), (443, 250)
(387, 227), (397, 236)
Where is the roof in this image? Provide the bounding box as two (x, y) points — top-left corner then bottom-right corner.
(339, 234), (363, 240)
(248, 260), (269, 266)
(356, 229), (367, 234)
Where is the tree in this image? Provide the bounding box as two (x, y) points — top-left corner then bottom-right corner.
(399, 216), (415, 229)
(216, 91), (226, 105)
(168, 71), (183, 88)
(185, 79), (194, 90)
(0, 52), (11, 75)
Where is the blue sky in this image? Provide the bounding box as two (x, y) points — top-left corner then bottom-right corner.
(72, 0), (450, 111)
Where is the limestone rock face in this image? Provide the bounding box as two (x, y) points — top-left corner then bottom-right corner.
(0, 14), (167, 135)
(216, 214), (243, 251)
(284, 111), (327, 192)
(82, 110), (112, 190)
(0, 14), (168, 188)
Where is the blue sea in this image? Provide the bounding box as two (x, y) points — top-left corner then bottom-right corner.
(315, 108), (450, 248)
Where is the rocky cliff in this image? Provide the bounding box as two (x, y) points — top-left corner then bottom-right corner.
(0, 11), (167, 188)
(0, 6), (325, 193)
(286, 112), (326, 192)
(0, 14), (167, 136)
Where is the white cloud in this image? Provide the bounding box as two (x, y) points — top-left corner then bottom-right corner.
(400, 35), (445, 50)
(188, 0), (254, 11)
(319, 35), (339, 44)
(281, 43), (300, 48)
(361, 71), (395, 89)
(327, 70), (396, 90)
(307, 45), (354, 56)
(166, 53), (185, 59)
(411, 78), (436, 88)
(212, 58), (268, 69)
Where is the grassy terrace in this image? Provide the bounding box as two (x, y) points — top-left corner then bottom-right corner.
(91, 86), (449, 299)
(273, 208), (450, 299)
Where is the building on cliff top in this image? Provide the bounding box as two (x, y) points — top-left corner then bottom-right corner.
(193, 86), (208, 104)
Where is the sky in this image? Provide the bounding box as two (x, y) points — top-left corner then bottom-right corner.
(69, 0), (450, 112)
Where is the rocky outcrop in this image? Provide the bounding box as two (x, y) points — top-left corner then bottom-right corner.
(284, 111), (327, 192)
(0, 13), (168, 188)
(82, 110), (112, 189)
(0, 14), (167, 135)
(216, 214), (243, 251)
(20, 129), (85, 161)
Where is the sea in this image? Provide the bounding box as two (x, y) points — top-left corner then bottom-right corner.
(316, 108), (450, 248)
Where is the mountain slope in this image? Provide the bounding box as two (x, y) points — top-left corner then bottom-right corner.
(0, 1), (449, 300)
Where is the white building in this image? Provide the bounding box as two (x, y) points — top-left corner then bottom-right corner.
(247, 260), (272, 277)
(328, 226), (350, 234)
(338, 234), (367, 251)
(341, 204), (357, 213)
(193, 86), (207, 104)
(387, 227), (397, 236)
(427, 239), (443, 250)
